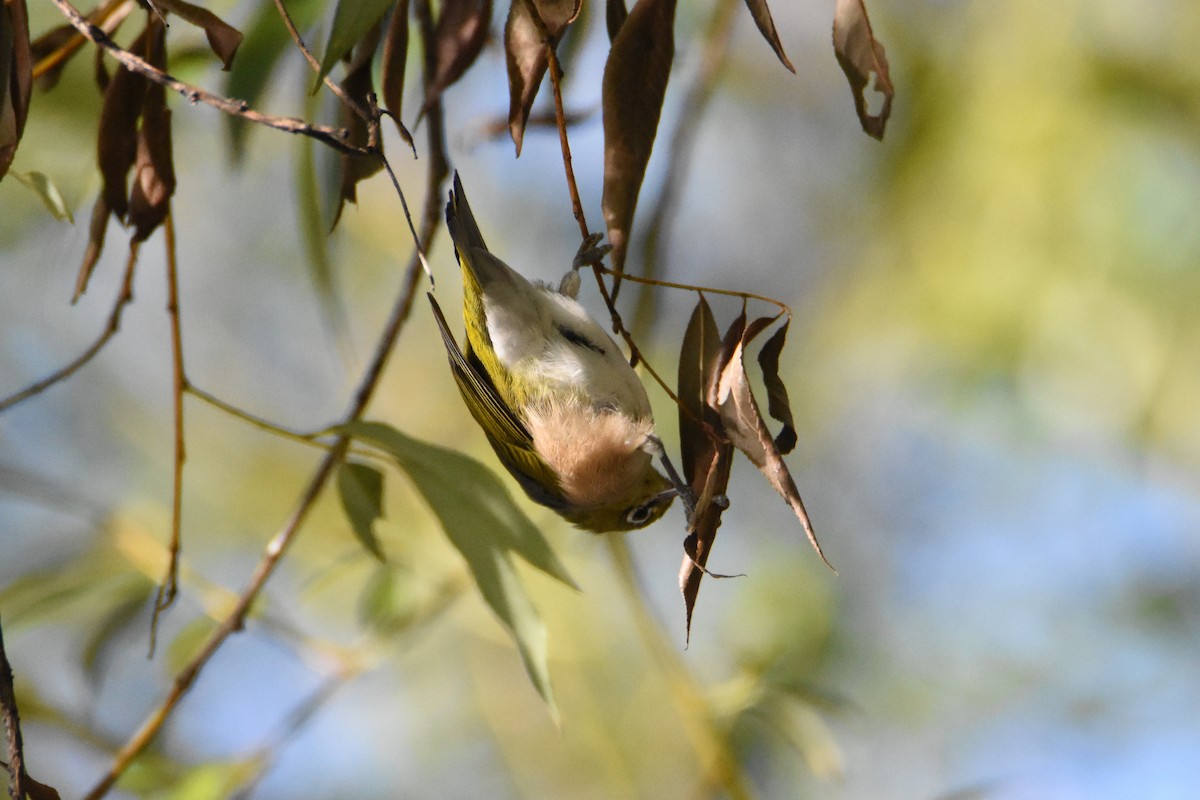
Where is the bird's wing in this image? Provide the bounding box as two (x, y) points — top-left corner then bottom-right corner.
(427, 293), (568, 510)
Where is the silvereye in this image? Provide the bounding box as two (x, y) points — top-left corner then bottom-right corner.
(428, 173), (678, 532)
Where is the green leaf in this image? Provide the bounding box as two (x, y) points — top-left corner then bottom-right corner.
(11, 170), (73, 221)
(315, 0), (394, 91)
(343, 421), (578, 714)
(337, 460), (386, 560)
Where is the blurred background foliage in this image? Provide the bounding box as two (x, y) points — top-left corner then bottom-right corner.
(2, 0), (1199, 797)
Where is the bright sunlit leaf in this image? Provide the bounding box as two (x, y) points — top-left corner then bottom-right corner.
(11, 169), (73, 222)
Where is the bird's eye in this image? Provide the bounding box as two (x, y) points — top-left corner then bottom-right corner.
(625, 504), (654, 526)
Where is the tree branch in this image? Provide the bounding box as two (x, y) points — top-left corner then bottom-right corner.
(47, 0), (368, 155)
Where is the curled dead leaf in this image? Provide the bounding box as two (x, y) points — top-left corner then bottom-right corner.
(605, 0), (627, 42)
(757, 317), (797, 454)
(601, 0), (676, 285)
(832, 0), (893, 140)
(677, 296), (735, 641)
(504, 0), (581, 155)
(128, 20), (175, 242)
(333, 27), (384, 228)
(1, 0), (33, 180)
(712, 310), (832, 570)
(74, 195), (110, 301)
(156, 0), (243, 70)
(96, 25), (150, 222)
(741, 0), (794, 73)
(380, 0), (413, 144)
(420, 0), (492, 118)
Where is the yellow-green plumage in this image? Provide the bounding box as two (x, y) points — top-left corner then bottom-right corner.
(429, 173), (673, 532)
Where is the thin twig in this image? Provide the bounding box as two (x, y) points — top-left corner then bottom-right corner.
(0, 617), (26, 800)
(269, 0), (370, 123)
(186, 384), (327, 445)
(152, 213), (185, 642)
(598, 264), (791, 316)
(0, 244), (139, 413)
(47, 0), (367, 155)
(82, 10), (449, 794)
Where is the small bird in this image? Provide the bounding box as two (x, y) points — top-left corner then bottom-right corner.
(429, 173), (679, 532)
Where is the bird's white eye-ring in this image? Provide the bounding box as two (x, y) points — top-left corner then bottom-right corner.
(625, 504), (655, 526)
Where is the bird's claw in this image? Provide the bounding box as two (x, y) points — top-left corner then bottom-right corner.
(572, 232), (612, 270)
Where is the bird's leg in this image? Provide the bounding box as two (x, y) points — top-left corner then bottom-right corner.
(644, 435), (697, 521)
(560, 232), (612, 298)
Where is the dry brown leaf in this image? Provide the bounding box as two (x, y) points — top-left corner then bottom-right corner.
(29, 20), (78, 91)
(333, 28), (385, 228)
(741, 0), (794, 73)
(832, 0), (892, 140)
(380, 0), (413, 143)
(712, 311), (832, 569)
(128, 19), (174, 241)
(156, 0), (243, 70)
(0, 0), (33, 180)
(757, 316), (797, 454)
(677, 296), (734, 641)
(74, 196), (110, 301)
(96, 26), (150, 222)
(605, 0), (627, 42)
(503, 0), (581, 155)
(421, 0), (493, 118)
(600, 0), (676, 282)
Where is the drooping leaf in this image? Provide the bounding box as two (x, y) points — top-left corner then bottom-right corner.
(741, 0), (793, 73)
(604, 0), (627, 42)
(155, 0), (243, 69)
(23, 776), (62, 800)
(96, 25), (149, 222)
(420, 0), (492, 118)
(332, 26), (384, 227)
(678, 295), (721, 486)
(832, 0), (892, 140)
(128, 20), (175, 243)
(677, 296), (734, 641)
(380, 0), (413, 142)
(75, 195), (110, 301)
(224, 0), (324, 158)
(11, 169), (73, 221)
(1, 0), (33, 180)
(336, 461), (386, 560)
(756, 317), (797, 454)
(712, 311), (832, 569)
(344, 421), (578, 715)
(600, 0), (676, 283)
(315, 0), (394, 90)
(503, 0), (581, 155)
(29, 21), (79, 90)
